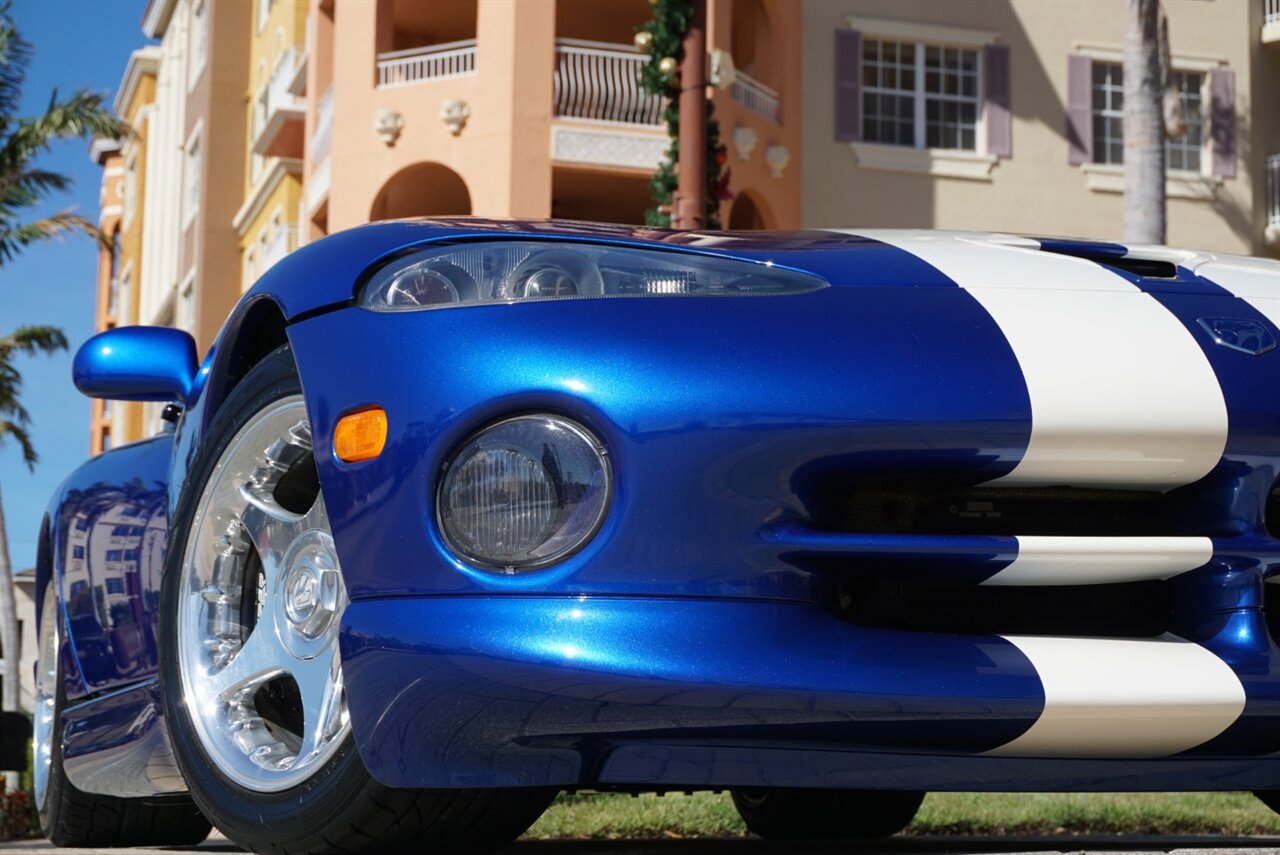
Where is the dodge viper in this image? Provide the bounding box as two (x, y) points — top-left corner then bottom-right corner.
(32, 219), (1280, 853)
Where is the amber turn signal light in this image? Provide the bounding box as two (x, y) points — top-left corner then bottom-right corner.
(334, 407), (387, 463)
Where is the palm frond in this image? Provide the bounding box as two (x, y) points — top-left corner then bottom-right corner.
(0, 324), (69, 356)
(0, 1), (30, 120)
(0, 420), (37, 469)
(0, 210), (104, 264)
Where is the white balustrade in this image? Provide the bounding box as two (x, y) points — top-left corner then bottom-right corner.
(553, 39), (664, 127)
(730, 70), (779, 124)
(376, 40), (478, 88)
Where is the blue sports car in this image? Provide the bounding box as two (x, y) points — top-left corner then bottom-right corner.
(34, 220), (1280, 852)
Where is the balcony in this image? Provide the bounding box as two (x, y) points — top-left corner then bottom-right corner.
(376, 40), (478, 88)
(1266, 154), (1280, 249)
(253, 47), (305, 158)
(550, 39), (666, 172)
(1266, 0), (1280, 45)
(730, 70), (779, 124)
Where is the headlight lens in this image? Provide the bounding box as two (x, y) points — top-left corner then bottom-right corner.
(438, 416), (611, 571)
(361, 241), (826, 310)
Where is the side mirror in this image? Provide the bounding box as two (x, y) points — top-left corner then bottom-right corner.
(73, 326), (198, 402)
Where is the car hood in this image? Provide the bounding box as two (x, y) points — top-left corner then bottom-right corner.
(247, 218), (1278, 326)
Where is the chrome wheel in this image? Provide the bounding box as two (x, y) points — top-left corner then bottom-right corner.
(33, 584), (59, 811)
(176, 396), (349, 792)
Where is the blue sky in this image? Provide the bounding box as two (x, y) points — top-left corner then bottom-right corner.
(2, 0), (149, 572)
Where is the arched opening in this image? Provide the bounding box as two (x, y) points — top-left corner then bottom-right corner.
(551, 167), (650, 225)
(728, 190), (773, 230)
(370, 162), (472, 221)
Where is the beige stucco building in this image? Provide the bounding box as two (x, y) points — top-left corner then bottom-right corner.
(803, 0), (1280, 257)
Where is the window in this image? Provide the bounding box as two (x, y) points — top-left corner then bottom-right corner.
(178, 279), (195, 332)
(184, 133), (201, 224)
(123, 153), (138, 228)
(105, 578), (125, 594)
(863, 39), (980, 151)
(1092, 62), (1204, 172)
(1091, 62), (1124, 165)
(189, 0), (208, 87)
(101, 430), (112, 452)
(73, 546), (85, 559)
(106, 550), (123, 563)
(1166, 70), (1204, 172)
(244, 248), (256, 291)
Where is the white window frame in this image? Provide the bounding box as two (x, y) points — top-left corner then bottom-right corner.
(1073, 42), (1225, 200)
(844, 18), (1000, 182)
(122, 150), (138, 229)
(256, 0), (272, 33)
(177, 269), (197, 334)
(861, 39), (983, 153)
(183, 123), (203, 228)
(243, 247), (256, 292)
(188, 0), (208, 91)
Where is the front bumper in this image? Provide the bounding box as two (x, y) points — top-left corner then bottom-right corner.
(339, 595), (1280, 792)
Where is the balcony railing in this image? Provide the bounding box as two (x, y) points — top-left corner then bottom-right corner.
(376, 40), (478, 88)
(253, 46), (306, 157)
(730, 70), (779, 123)
(1267, 154), (1280, 228)
(1268, 0), (1280, 24)
(553, 39), (663, 127)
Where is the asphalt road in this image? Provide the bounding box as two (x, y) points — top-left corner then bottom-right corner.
(3, 835), (1280, 854)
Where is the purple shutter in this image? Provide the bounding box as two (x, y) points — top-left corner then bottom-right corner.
(1210, 68), (1236, 178)
(835, 29), (861, 142)
(985, 44), (1011, 157)
(1065, 54), (1092, 165)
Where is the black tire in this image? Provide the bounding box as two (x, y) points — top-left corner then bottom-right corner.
(37, 583), (211, 848)
(730, 788), (925, 840)
(1257, 791), (1280, 815)
(158, 345), (556, 854)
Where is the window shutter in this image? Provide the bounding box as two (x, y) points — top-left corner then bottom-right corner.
(1210, 68), (1236, 178)
(985, 44), (1011, 157)
(835, 29), (861, 142)
(1066, 54), (1092, 165)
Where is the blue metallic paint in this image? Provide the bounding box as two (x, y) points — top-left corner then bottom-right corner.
(287, 284), (1033, 603)
(339, 596), (1045, 788)
(73, 326), (198, 402)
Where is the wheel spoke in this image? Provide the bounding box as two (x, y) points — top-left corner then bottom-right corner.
(291, 644), (345, 764)
(206, 623), (285, 702)
(239, 490), (303, 583)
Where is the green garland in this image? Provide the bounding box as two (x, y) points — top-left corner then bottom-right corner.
(635, 0), (730, 229)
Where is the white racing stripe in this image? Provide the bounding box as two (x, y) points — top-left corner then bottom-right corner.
(988, 635), (1245, 758)
(841, 231), (1229, 490)
(1189, 256), (1280, 330)
(982, 536), (1213, 586)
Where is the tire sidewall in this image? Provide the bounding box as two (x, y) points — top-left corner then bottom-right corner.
(159, 346), (370, 839)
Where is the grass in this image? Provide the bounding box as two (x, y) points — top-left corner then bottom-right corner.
(523, 791), (1280, 840)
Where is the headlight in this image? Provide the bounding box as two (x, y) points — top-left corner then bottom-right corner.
(438, 415), (611, 571)
(361, 241), (826, 310)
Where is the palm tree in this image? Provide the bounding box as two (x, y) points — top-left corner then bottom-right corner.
(1123, 0), (1184, 245)
(0, 0), (129, 744)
